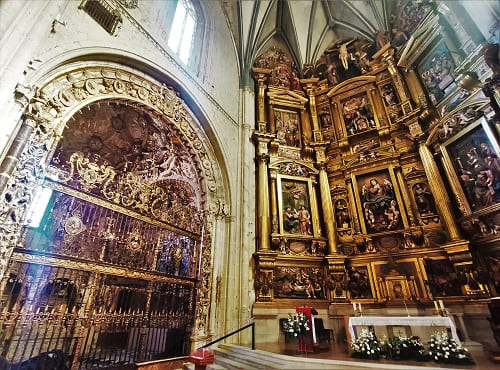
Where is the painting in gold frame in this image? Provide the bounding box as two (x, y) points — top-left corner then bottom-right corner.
(441, 117), (500, 214)
(341, 92), (376, 136)
(355, 169), (404, 234)
(277, 176), (315, 236)
(417, 40), (457, 105)
(274, 108), (301, 147)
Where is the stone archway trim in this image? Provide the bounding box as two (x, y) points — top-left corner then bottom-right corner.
(0, 64), (221, 337)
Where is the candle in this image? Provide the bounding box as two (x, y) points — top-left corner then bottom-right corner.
(439, 300), (445, 310)
(352, 302), (357, 310)
(433, 301), (439, 310)
(358, 304), (362, 313)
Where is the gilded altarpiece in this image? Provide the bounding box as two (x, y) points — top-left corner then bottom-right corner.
(252, 40), (483, 313)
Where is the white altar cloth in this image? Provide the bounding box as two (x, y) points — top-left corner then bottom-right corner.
(348, 316), (460, 343)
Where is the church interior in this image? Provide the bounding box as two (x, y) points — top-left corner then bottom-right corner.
(0, 0), (499, 369)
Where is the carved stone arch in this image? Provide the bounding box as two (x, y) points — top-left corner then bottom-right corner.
(0, 63), (227, 339)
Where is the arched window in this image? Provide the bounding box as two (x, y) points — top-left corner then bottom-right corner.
(167, 0), (203, 66)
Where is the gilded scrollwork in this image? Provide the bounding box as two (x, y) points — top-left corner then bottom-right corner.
(0, 66), (221, 344)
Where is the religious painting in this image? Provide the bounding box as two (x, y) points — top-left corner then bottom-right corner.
(460, 212), (500, 241)
(391, 0), (433, 47)
(341, 93), (376, 136)
(424, 258), (462, 297)
(346, 264), (373, 299)
(418, 40), (457, 105)
(485, 255), (500, 294)
(412, 182), (437, 217)
(274, 109), (301, 147)
(386, 277), (411, 300)
(334, 199), (351, 229)
(441, 118), (500, 213)
(279, 178), (313, 235)
(357, 170), (403, 233)
(273, 266), (326, 299)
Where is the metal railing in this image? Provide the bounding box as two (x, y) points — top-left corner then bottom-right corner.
(201, 322), (255, 350)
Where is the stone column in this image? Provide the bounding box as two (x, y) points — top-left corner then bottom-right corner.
(418, 141), (461, 240)
(0, 84), (38, 194)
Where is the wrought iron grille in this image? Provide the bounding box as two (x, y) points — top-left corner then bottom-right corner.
(0, 261), (195, 368)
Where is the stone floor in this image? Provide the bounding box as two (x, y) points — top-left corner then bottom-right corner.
(254, 341), (500, 369)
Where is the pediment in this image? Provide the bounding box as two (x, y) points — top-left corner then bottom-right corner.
(267, 89), (308, 108)
(327, 76), (376, 98)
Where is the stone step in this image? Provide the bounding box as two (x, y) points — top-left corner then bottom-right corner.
(216, 344), (455, 370)
(214, 353), (262, 369)
(216, 344), (286, 367)
(213, 347), (280, 369)
(181, 359), (229, 370)
(206, 363), (227, 370)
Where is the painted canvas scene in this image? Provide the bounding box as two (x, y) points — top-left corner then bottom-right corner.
(281, 179), (312, 235)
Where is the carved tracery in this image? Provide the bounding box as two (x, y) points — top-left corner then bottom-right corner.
(0, 66), (221, 364)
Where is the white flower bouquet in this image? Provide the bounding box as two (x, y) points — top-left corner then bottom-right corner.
(282, 312), (310, 337)
(350, 328), (382, 359)
(428, 331), (474, 364)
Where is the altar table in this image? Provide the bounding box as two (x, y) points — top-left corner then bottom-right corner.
(348, 316), (460, 343)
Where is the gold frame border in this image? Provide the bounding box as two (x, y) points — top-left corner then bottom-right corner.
(277, 174), (318, 237)
(441, 117), (500, 216)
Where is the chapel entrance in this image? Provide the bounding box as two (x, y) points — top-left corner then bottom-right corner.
(0, 99), (205, 368)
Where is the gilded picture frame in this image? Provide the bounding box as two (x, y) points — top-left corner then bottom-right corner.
(273, 108), (301, 147)
(417, 39), (457, 106)
(441, 117), (500, 215)
(352, 167), (407, 234)
(277, 175), (317, 237)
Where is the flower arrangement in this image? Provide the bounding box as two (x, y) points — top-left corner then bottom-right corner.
(383, 335), (427, 361)
(350, 328), (382, 359)
(282, 312), (310, 337)
(428, 331), (474, 364)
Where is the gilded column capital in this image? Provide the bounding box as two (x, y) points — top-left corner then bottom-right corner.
(311, 143), (329, 165)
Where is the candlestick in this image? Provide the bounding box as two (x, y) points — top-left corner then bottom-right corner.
(403, 299), (410, 317)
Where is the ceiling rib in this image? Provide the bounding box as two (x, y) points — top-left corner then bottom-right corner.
(244, 0), (263, 70)
(305, 0), (318, 63)
(335, 19), (374, 40)
(340, 0), (377, 34)
(368, 0), (385, 32)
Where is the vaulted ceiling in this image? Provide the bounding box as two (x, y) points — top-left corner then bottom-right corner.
(221, 0), (396, 83)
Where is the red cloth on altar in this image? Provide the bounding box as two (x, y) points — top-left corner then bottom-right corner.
(296, 306), (314, 352)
